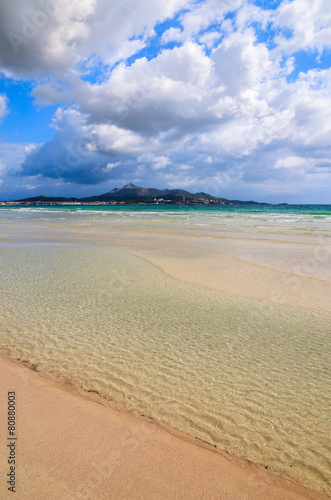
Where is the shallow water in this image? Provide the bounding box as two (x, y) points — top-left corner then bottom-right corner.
(0, 234), (330, 494)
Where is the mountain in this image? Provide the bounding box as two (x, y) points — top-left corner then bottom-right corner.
(12, 184), (266, 205)
(14, 195), (78, 202)
(80, 183), (232, 204)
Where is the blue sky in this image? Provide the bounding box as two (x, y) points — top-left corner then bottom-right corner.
(0, 0), (330, 203)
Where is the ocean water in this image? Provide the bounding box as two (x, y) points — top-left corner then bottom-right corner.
(0, 204), (330, 494)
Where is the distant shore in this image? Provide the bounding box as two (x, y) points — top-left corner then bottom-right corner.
(0, 200), (231, 205)
(0, 182), (269, 205)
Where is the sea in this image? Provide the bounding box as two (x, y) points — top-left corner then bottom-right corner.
(0, 203), (330, 495)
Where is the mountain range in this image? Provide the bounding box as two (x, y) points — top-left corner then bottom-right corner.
(12, 183), (266, 205)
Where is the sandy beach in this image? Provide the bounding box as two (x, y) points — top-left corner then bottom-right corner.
(0, 207), (330, 498)
(0, 355), (329, 500)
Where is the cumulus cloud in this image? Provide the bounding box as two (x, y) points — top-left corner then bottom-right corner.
(161, 27), (183, 45)
(212, 29), (273, 95)
(20, 107), (126, 184)
(0, 0), (330, 201)
(0, 0), (189, 77)
(273, 0), (331, 55)
(0, 141), (40, 199)
(0, 0), (94, 76)
(180, 0), (243, 39)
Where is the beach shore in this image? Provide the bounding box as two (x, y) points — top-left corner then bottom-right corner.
(0, 355), (328, 500)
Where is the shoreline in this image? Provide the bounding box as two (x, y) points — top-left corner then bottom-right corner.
(0, 354), (329, 500)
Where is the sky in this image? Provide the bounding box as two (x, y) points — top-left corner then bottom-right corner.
(0, 0), (330, 203)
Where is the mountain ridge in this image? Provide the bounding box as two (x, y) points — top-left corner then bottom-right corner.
(9, 183), (267, 205)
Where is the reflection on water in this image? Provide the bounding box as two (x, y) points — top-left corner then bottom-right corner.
(0, 244), (330, 495)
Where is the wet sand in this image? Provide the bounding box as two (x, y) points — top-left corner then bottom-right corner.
(0, 355), (328, 500)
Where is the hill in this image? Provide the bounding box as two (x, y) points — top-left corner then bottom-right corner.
(12, 183), (266, 205)
(80, 183), (231, 204)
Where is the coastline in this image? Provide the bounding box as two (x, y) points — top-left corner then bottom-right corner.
(0, 354), (328, 500)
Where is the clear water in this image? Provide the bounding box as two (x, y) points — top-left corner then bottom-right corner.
(0, 205), (330, 495)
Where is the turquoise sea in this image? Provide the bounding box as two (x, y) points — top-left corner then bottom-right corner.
(1, 202), (331, 214)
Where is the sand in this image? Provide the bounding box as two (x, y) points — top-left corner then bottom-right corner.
(106, 231), (331, 312)
(0, 355), (328, 500)
(1, 212), (330, 498)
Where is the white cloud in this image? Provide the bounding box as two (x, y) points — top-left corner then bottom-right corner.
(0, 141), (43, 199)
(161, 27), (183, 45)
(275, 156), (331, 174)
(212, 29), (273, 96)
(102, 162), (121, 173)
(180, 0), (243, 39)
(152, 41), (212, 87)
(0, 93), (8, 121)
(152, 156), (171, 170)
(274, 0), (331, 55)
(275, 156), (307, 168)
(87, 123), (144, 155)
(199, 30), (222, 48)
(0, 0), (190, 77)
(24, 143), (38, 155)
